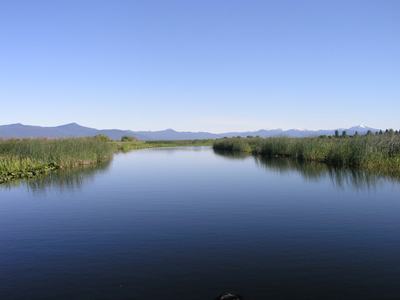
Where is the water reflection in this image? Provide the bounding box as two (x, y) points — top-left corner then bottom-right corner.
(0, 159), (112, 194)
(152, 146), (211, 152)
(214, 149), (399, 190)
(2, 147), (400, 300)
(2, 149), (398, 194)
(212, 149), (251, 160)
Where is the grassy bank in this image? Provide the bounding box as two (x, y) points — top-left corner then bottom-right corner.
(114, 139), (213, 152)
(1, 137), (213, 183)
(213, 134), (400, 175)
(0, 137), (115, 183)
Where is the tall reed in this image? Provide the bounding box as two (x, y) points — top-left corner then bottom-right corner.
(0, 137), (116, 182)
(212, 137), (251, 152)
(213, 134), (400, 173)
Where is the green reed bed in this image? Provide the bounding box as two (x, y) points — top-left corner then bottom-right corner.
(115, 139), (213, 152)
(0, 137), (214, 183)
(213, 134), (400, 174)
(0, 137), (116, 183)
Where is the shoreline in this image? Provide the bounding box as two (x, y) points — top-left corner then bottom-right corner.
(0, 138), (213, 184)
(212, 135), (400, 177)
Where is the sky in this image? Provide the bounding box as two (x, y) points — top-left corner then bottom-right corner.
(1, 0), (399, 133)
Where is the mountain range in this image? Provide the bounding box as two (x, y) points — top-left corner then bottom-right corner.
(0, 123), (380, 140)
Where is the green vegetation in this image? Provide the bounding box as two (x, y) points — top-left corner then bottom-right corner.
(114, 139), (213, 152)
(92, 133), (111, 142)
(1, 158), (113, 190)
(214, 150), (399, 189)
(213, 132), (400, 176)
(0, 137), (115, 183)
(121, 135), (137, 142)
(1, 136), (213, 183)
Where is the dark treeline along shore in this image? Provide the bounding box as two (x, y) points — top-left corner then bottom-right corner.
(0, 135), (213, 183)
(213, 130), (400, 176)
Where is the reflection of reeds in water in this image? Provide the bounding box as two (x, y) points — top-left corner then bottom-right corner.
(1, 159), (112, 194)
(213, 149), (252, 160)
(324, 166), (392, 190)
(151, 145), (212, 152)
(213, 135), (400, 175)
(0, 137), (116, 183)
(214, 149), (399, 190)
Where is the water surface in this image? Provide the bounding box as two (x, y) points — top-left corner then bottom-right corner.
(1, 147), (399, 300)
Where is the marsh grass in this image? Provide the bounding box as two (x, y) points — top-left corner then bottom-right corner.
(0, 137), (115, 183)
(215, 149), (399, 188)
(1, 158), (113, 190)
(213, 135), (400, 175)
(0, 137), (214, 183)
(115, 139), (213, 152)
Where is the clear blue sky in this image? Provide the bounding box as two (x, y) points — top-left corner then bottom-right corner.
(1, 0), (399, 133)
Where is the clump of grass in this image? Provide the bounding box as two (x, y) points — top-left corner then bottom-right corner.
(213, 134), (400, 174)
(0, 137), (116, 183)
(212, 137), (251, 152)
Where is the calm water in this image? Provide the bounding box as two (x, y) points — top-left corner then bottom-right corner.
(1, 146), (399, 300)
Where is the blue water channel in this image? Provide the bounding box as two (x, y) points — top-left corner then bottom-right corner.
(1, 146), (399, 300)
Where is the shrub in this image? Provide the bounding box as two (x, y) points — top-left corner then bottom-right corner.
(121, 135), (137, 142)
(93, 134), (110, 142)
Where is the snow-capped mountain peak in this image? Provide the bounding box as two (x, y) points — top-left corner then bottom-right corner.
(349, 125), (370, 131)
(293, 128), (308, 131)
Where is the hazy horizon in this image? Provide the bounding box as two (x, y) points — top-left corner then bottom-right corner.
(2, 1), (399, 132)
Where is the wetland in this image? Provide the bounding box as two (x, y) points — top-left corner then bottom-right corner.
(1, 146), (399, 300)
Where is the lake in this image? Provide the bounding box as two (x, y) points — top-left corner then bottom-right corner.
(1, 146), (399, 300)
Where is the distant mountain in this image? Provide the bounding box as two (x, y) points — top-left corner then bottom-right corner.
(0, 123), (131, 140)
(124, 129), (222, 140)
(0, 123), (381, 140)
(315, 125), (378, 137)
